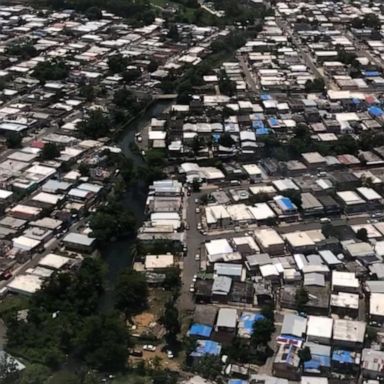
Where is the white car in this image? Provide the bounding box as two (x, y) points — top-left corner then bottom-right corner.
(197, 223), (202, 230)
(195, 253), (200, 261)
(143, 345), (156, 352)
(192, 274), (197, 282)
(195, 207), (200, 214)
(189, 286), (195, 293)
(167, 350), (174, 359)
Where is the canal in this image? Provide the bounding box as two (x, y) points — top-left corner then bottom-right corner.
(100, 100), (172, 309)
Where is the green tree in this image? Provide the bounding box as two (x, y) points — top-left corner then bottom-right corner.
(6, 41), (37, 59)
(76, 314), (130, 372)
(321, 222), (334, 238)
(295, 287), (309, 312)
(219, 132), (235, 147)
(79, 84), (96, 102)
(167, 25), (179, 41)
(32, 59), (68, 83)
(305, 78), (325, 93)
(163, 267), (181, 291)
(41, 143), (60, 160)
(218, 70), (236, 96)
(162, 301), (180, 345)
(298, 346), (312, 365)
(77, 109), (111, 139)
(356, 227), (368, 242)
(85, 6), (102, 20)
(89, 202), (136, 242)
(122, 68), (141, 83)
(148, 60), (158, 73)
(251, 318), (275, 346)
(363, 13), (381, 29)
(78, 162), (90, 177)
(108, 53), (129, 73)
(6, 132), (22, 149)
(260, 305), (275, 322)
(115, 270), (148, 316)
(193, 355), (222, 380)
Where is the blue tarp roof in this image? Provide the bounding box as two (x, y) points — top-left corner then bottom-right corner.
(240, 313), (265, 332)
(188, 323), (213, 338)
(228, 381), (248, 384)
(363, 70), (381, 77)
(260, 94), (272, 101)
(212, 133), (221, 143)
(332, 349), (355, 364)
(256, 127), (269, 135)
(268, 117), (279, 127)
(277, 196), (294, 211)
(352, 98), (361, 105)
(304, 354), (331, 370)
(191, 340), (221, 357)
(368, 106), (384, 117)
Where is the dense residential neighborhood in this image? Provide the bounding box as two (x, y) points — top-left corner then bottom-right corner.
(1, 0), (384, 383)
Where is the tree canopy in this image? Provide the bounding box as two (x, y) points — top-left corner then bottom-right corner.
(77, 109), (112, 139)
(32, 59), (69, 83)
(114, 270), (148, 316)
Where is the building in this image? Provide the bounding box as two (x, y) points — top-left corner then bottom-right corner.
(62, 232), (96, 252)
(369, 292), (384, 324)
(306, 316), (333, 344)
(284, 231), (316, 253)
(332, 319), (366, 349)
(254, 228), (285, 255)
(332, 271), (360, 293)
(281, 314), (307, 338)
(273, 343), (300, 381)
(362, 349), (384, 379)
(330, 292), (359, 318)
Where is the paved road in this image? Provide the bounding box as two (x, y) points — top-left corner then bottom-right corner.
(238, 54), (258, 93)
(178, 192), (205, 312)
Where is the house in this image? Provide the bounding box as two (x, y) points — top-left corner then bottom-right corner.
(62, 232), (96, 252)
(303, 342), (331, 376)
(280, 314), (307, 339)
(211, 276), (232, 303)
(331, 349), (361, 375)
(362, 349), (384, 379)
(306, 316), (333, 344)
(214, 308), (237, 343)
(369, 293), (384, 324)
(284, 232), (316, 253)
(254, 228), (285, 255)
(273, 343), (300, 381)
(330, 292), (359, 318)
(332, 319), (366, 349)
(332, 271), (360, 293)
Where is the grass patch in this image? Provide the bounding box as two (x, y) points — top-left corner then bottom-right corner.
(0, 295), (29, 317)
(112, 374), (152, 384)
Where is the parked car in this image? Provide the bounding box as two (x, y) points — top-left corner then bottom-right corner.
(195, 207), (200, 214)
(197, 223), (202, 230)
(167, 350), (174, 359)
(143, 345), (156, 352)
(195, 253), (200, 261)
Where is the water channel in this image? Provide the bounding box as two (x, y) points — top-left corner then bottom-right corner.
(100, 100), (172, 309)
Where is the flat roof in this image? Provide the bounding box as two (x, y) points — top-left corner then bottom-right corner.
(307, 316), (333, 338)
(63, 232), (95, 247)
(333, 319), (366, 343)
(38, 253), (71, 270)
(7, 274), (43, 295)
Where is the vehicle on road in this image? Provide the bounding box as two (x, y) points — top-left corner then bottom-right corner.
(192, 274), (197, 282)
(194, 198), (200, 204)
(189, 284), (195, 293)
(185, 223), (190, 230)
(195, 253), (200, 261)
(197, 223), (202, 230)
(195, 207), (200, 214)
